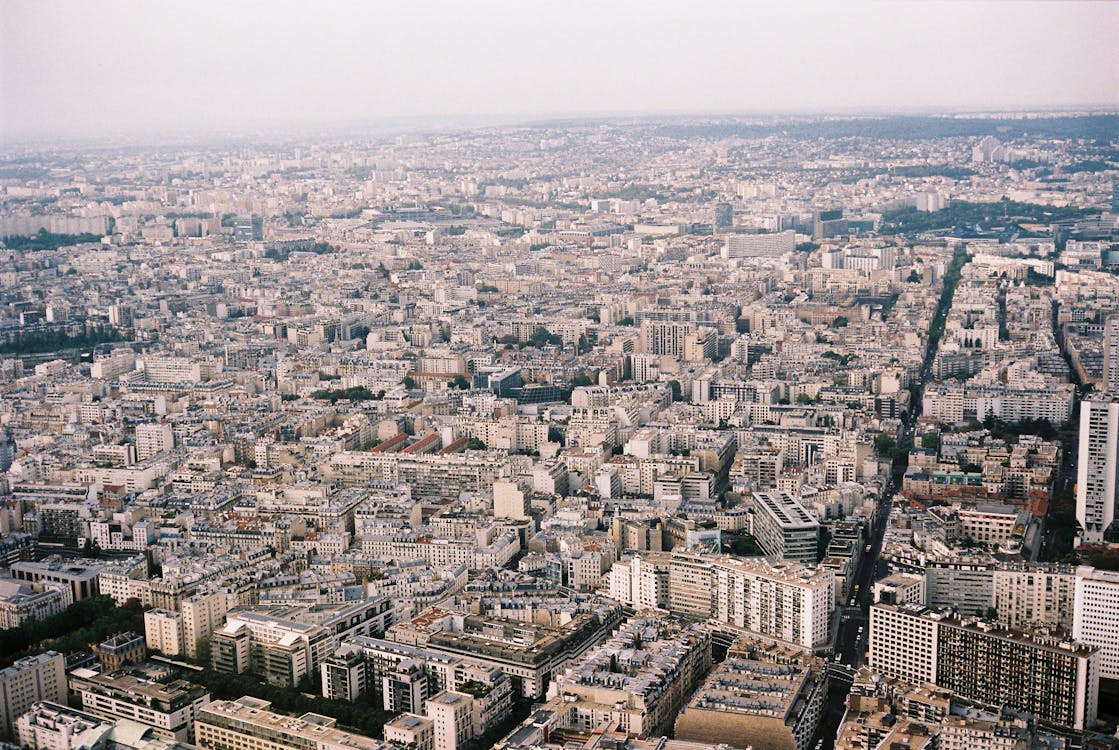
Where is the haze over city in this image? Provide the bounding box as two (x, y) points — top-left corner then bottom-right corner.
(2, 0), (1119, 141)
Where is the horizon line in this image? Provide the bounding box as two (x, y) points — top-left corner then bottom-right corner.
(3, 103), (1119, 152)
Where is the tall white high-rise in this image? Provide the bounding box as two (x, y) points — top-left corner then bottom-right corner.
(1074, 566), (1119, 680)
(1105, 317), (1119, 393)
(1076, 396), (1119, 545)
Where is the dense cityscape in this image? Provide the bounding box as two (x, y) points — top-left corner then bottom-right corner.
(13, 0), (1119, 723)
(0, 108), (1117, 750)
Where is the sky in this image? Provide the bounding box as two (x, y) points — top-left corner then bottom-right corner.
(1, 0), (1117, 141)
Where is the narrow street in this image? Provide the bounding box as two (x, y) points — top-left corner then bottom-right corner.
(812, 245), (968, 749)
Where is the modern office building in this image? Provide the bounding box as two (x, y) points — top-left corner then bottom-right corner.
(8, 560), (102, 601)
(749, 491), (820, 563)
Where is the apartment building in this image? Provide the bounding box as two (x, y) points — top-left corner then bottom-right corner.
(606, 552), (671, 610)
(869, 604), (1099, 730)
(0, 580), (71, 629)
(144, 609), (185, 656)
(15, 702), (115, 750)
(70, 670), (210, 742)
(869, 604), (942, 685)
(196, 697), (392, 750)
(1077, 395), (1119, 545)
(135, 422), (174, 460)
(0, 652), (67, 740)
(426, 691), (474, 750)
(1073, 565), (1119, 680)
(659, 553), (832, 649)
(674, 637), (826, 750)
(548, 617), (712, 739)
(937, 617), (1098, 731)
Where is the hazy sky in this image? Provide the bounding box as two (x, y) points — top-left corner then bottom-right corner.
(2, 0), (1117, 141)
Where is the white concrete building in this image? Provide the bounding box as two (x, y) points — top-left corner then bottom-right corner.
(1077, 396), (1119, 545)
(1074, 565), (1119, 680)
(868, 604), (941, 685)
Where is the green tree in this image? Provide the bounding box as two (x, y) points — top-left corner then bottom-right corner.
(667, 380), (682, 401)
(874, 433), (897, 457)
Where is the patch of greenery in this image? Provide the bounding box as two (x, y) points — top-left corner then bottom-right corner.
(1086, 547), (1119, 571)
(983, 416), (1060, 441)
(310, 386), (384, 403)
(724, 533), (764, 557)
(926, 245), (970, 349)
(0, 596), (145, 668)
(190, 669), (396, 739)
(2, 229), (103, 251)
(0, 325), (128, 354)
(880, 200), (1099, 235)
